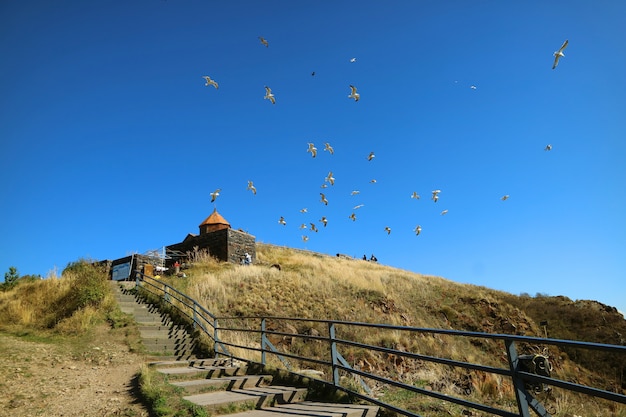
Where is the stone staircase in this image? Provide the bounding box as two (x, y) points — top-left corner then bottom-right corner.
(110, 280), (380, 417)
(111, 280), (202, 359)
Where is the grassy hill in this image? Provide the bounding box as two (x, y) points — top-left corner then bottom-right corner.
(1, 244), (624, 416)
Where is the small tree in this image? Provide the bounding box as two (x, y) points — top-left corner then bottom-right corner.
(3, 266), (20, 290)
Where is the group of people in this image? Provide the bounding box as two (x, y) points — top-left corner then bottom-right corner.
(363, 254), (378, 262)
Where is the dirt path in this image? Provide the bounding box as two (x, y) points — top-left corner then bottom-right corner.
(0, 325), (150, 417)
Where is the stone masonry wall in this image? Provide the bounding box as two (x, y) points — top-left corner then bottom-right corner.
(165, 228), (256, 265)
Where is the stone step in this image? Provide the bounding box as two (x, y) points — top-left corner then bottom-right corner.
(149, 358), (231, 368)
(225, 402), (380, 417)
(157, 365), (248, 381)
(171, 375), (272, 394)
(182, 386), (308, 412)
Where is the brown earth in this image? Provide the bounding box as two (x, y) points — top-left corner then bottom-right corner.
(0, 325), (150, 417)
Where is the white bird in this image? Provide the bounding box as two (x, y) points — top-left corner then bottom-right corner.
(299, 223), (307, 229)
(202, 76), (218, 89)
(300, 208), (308, 213)
(470, 85), (477, 90)
(545, 144), (552, 151)
(320, 216), (328, 227)
(384, 226), (391, 235)
(552, 39), (568, 69)
(501, 195), (510, 201)
(349, 213), (356, 221)
(353, 204), (364, 210)
(348, 85), (360, 101)
(325, 171), (335, 186)
(411, 191), (420, 200)
(350, 57), (357, 63)
(210, 189), (221, 203)
(307, 142), (317, 158)
(310, 223), (319, 233)
(320, 193), (328, 205)
(441, 209), (449, 215)
(264, 86), (276, 104)
(247, 181), (256, 195)
(302, 235), (309, 242)
(432, 189), (441, 202)
(350, 190), (360, 196)
(370, 179), (377, 184)
(414, 225), (422, 236)
(278, 216), (286, 226)
(259, 36), (269, 47)
(367, 151), (375, 161)
(324, 142), (334, 155)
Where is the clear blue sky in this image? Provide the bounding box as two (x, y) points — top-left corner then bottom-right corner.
(2, 1), (625, 315)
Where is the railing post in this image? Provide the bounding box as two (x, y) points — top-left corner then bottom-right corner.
(213, 318), (219, 358)
(163, 286), (170, 303)
(135, 271), (140, 289)
(506, 340), (531, 417)
(192, 302), (198, 331)
(261, 318), (267, 365)
(328, 322), (340, 387)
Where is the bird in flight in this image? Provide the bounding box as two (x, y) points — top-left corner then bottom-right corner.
(324, 142), (334, 155)
(441, 209), (449, 215)
(325, 171), (335, 186)
(349, 213), (357, 221)
(320, 183), (328, 189)
(501, 195), (510, 201)
(552, 39), (568, 69)
(210, 189), (221, 203)
(302, 235), (309, 242)
(307, 142), (317, 158)
(411, 191), (420, 200)
(320, 193), (328, 205)
(264, 86), (276, 104)
(278, 216), (286, 226)
(299, 223), (307, 229)
(202, 76), (218, 89)
(367, 151), (375, 161)
(414, 225), (422, 236)
(431, 189), (441, 202)
(384, 226), (392, 235)
(320, 216), (328, 227)
(247, 181), (256, 195)
(300, 208), (308, 213)
(370, 179), (377, 184)
(353, 204), (364, 210)
(545, 144), (552, 151)
(348, 85), (360, 101)
(350, 57), (357, 63)
(259, 36), (269, 47)
(310, 223), (319, 233)
(350, 190), (360, 196)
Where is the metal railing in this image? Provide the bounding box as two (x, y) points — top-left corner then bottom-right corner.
(132, 271), (626, 417)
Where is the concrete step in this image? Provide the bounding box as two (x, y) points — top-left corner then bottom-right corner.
(182, 385), (308, 412)
(225, 402), (380, 417)
(157, 365), (248, 381)
(171, 375), (272, 394)
(149, 358), (231, 368)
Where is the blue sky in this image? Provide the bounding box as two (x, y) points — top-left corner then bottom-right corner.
(2, 1), (625, 315)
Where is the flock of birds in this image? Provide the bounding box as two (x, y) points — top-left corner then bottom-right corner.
(202, 36), (568, 244)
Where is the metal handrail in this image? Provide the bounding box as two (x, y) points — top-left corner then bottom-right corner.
(131, 271), (626, 417)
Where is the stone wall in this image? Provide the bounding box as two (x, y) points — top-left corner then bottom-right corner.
(165, 228), (256, 265)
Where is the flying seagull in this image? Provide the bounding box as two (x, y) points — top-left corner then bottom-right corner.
(320, 193), (328, 205)
(545, 144), (552, 151)
(350, 57), (357, 63)
(320, 216), (328, 227)
(300, 208), (308, 213)
(552, 40), (568, 69)
(370, 179), (377, 184)
(384, 226), (391, 235)
(325, 171), (335, 186)
(247, 181), (256, 195)
(259, 36), (269, 47)
(202, 76), (218, 89)
(278, 216), (286, 226)
(431, 189), (441, 203)
(264, 86), (276, 104)
(350, 190), (360, 196)
(210, 189), (221, 203)
(414, 225), (422, 236)
(320, 183), (328, 189)
(307, 142), (317, 158)
(367, 151), (375, 161)
(349, 213), (356, 221)
(324, 142), (334, 155)
(299, 223), (307, 229)
(348, 85), (360, 101)
(501, 195), (510, 201)
(310, 223), (319, 233)
(441, 209), (449, 215)
(353, 204), (364, 210)
(411, 191), (420, 200)
(302, 235), (309, 242)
